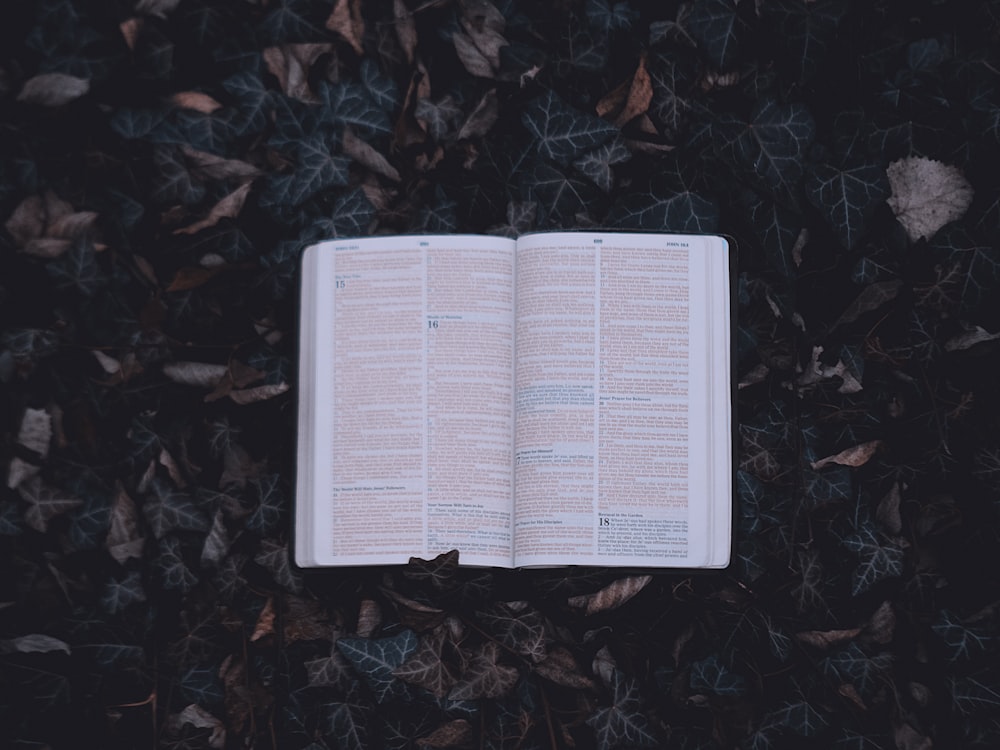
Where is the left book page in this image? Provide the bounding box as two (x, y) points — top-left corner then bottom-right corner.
(296, 236), (517, 568)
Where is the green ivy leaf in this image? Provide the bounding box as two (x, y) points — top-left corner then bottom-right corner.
(689, 654), (747, 696)
(101, 570), (146, 614)
(320, 702), (372, 750)
(842, 523), (904, 595)
(141, 478), (209, 539)
(320, 82), (392, 138)
(18, 477), (83, 533)
(587, 669), (658, 749)
(685, 0), (750, 70)
(767, 0), (848, 86)
(522, 91), (619, 166)
(806, 163), (890, 250)
(337, 630), (419, 704)
(572, 138), (630, 192)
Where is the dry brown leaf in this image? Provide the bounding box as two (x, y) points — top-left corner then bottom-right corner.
(174, 183), (253, 235)
(615, 56), (653, 127)
(459, 0), (507, 69)
(457, 89), (499, 140)
(794, 627), (862, 649)
(811, 440), (882, 470)
(166, 266), (222, 292)
(120, 18), (143, 50)
(357, 599), (382, 638)
(159, 447), (186, 487)
(534, 646), (595, 690)
(18, 73), (90, 106)
(832, 279), (903, 331)
(263, 44), (331, 102)
(418, 719), (472, 748)
(453, 31), (494, 77)
(181, 147), (260, 181)
(170, 91), (223, 113)
(887, 157), (974, 242)
(342, 128), (401, 181)
(169, 706), (225, 749)
(251, 597), (276, 642)
(876, 483), (902, 535)
(944, 326), (1000, 352)
(326, 0), (365, 55)
(163, 361), (228, 388)
(48, 211), (98, 239)
(23, 238), (71, 259)
(893, 722), (932, 750)
(568, 575), (653, 615)
(5, 195), (46, 245)
(218, 655), (253, 733)
(837, 682), (867, 710)
(284, 596), (333, 642)
(228, 382), (290, 405)
(393, 0), (417, 62)
(864, 601), (896, 644)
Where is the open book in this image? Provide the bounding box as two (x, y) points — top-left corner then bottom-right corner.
(295, 232), (734, 569)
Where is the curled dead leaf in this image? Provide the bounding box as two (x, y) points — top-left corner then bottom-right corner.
(163, 361), (228, 388)
(863, 601), (895, 644)
(457, 89), (499, 140)
(945, 326), (1000, 352)
(181, 147), (260, 181)
(568, 575), (652, 615)
(342, 128), (400, 181)
(356, 599), (382, 638)
(810, 440), (882, 470)
(417, 719), (472, 748)
(120, 18), (143, 50)
(228, 382), (290, 404)
(393, 0), (417, 62)
(251, 597), (276, 642)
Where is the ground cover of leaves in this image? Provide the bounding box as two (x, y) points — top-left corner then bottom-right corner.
(2, 0), (1000, 748)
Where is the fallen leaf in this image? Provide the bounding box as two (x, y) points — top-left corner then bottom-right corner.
(14, 407), (52, 459)
(166, 266), (223, 292)
(106, 483), (144, 564)
(794, 628), (861, 649)
(174, 182), (253, 235)
(342, 128), (400, 181)
(5, 195), (46, 245)
(18, 477), (83, 532)
(459, 0), (507, 70)
(876, 483), (902, 535)
(169, 706), (225, 749)
(163, 361), (228, 388)
(945, 326), (1000, 352)
(0, 634), (71, 654)
(418, 719), (472, 748)
(811, 440), (882, 470)
(263, 44), (331, 102)
(393, 0), (417, 62)
(228, 382), (290, 404)
(456, 89), (499, 140)
(893, 722), (932, 750)
(120, 18), (143, 50)
(863, 601), (895, 644)
(597, 55), (653, 127)
(453, 31), (494, 77)
(48, 211), (98, 239)
(22, 238), (71, 259)
(357, 599), (382, 638)
(327, 0), (365, 55)
(18, 73), (90, 106)
(831, 279), (903, 330)
(251, 597), (276, 642)
(837, 682), (867, 710)
(170, 91), (223, 113)
(887, 157), (974, 242)
(534, 646), (595, 689)
(181, 147), (260, 181)
(568, 575), (652, 615)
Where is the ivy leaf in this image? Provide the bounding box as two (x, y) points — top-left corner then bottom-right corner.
(18, 477), (83, 532)
(151, 147), (205, 206)
(931, 610), (993, 661)
(337, 630), (419, 704)
(142, 479), (209, 538)
(415, 96), (462, 141)
(572, 138), (630, 192)
(393, 627), (459, 698)
(259, 0), (323, 44)
(685, 0), (750, 70)
(447, 641), (518, 700)
(930, 224), (1000, 315)
(806, 163), (890, 250)
(522, 91), (619, 166)
(606, 189), (719, 233)
(585, 0), (638, 32)
(767, 0), (848, 86)
(223, 71), (272, 136)
(305, 652), (354, 690)
(822, 642), (891, 698)
(101, 570), (147, 614)
(562, 24), (607, 72)
(320, 82), (392, 137)
(523, 161), (599, 227)
(67, 494), (111, 551)
(247, 474), (285, 534)
(801, 466), (851, 508)
(587, 669), (658, 749)
(741, 191), (803, 278)
(689, 654), (747, 696)
(760, 700), (828, 736)
(479, 604), (549, 663)
(951, 674), (1000, 716)
(156, 535), (198, 592)
(263, 134), (350, 208)
(46, 237), (105, 296)
(648, 53), (694, 140)
(842, 523), (904, 595)
(254, 540), (303, 593)
(360, 59), (399, 113)
(320, 702), (372, 750)
(715, 100), (815, 208)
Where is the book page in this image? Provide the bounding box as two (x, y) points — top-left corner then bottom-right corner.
(512, 232), (731, 568)
(296, 236), (516, 567)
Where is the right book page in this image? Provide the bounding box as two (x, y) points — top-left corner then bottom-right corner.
(511, 232), (732, 569)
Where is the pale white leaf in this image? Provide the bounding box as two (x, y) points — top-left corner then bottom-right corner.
(18, 73), (90, 106)
(887, 157), (974, 242)
(15, 407), (51, 458)
(92, 349), (122, 375)
(944, 326), (1000, 352)
(0, 634), (71, 654)
(163, 361), (227, 388)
